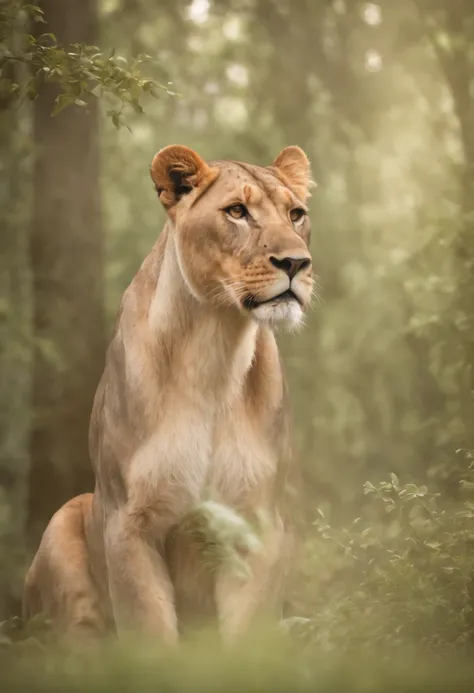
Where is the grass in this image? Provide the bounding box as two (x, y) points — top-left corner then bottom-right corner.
(3, 630), (474, 692)
(3, 473), (474, 691)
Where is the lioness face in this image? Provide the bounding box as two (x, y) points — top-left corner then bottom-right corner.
(151, 145), (314, 329)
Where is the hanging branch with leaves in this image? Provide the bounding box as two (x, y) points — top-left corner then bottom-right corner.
(0, 2), (178, 127)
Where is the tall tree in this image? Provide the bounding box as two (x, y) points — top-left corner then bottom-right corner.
(413, 0), (474, 449)
(27, 0), (104, 548)
(0, 6), (31, 617)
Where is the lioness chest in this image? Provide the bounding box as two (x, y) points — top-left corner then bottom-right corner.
(126, 395), (276, 527)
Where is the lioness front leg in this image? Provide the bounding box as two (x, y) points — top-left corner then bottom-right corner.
(104, 511), (178, 645)
(215, 519), (287, 641)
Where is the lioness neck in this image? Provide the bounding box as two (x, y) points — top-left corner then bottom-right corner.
(147, 224), (259, 404)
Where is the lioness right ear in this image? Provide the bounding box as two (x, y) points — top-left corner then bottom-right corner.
(271, 146), (314, 201)
(150, 145), (217, 211)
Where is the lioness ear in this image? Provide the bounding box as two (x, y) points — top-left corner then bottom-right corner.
(151, 144), (217, 210)
(271, 146), (314, 201)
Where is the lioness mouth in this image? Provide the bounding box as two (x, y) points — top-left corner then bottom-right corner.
(243, 289), (300, 310)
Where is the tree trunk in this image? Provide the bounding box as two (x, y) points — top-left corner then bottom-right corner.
(414, 0), (474, 449)
(0, 15), (31, 618)
(27, 0), (104, 550)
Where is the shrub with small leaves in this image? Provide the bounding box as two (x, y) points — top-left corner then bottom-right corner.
(296, 465), (474, 655)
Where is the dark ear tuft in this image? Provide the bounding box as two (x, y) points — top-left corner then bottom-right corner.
(150, 144), (217, 211)
(168, 167), (193, 199)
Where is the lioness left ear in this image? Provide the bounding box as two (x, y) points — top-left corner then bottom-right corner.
(150, 144), (217, 211)
(271, 146), (314, 201)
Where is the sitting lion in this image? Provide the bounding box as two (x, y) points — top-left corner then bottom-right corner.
(23, 145), (314, 644)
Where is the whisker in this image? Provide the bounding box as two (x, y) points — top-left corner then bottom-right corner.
(205, 278), (248, 308)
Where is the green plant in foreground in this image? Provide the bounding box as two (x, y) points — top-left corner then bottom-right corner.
(2, 628), (474, 692)
(298, 469), (474, 654)
(179, 500), (264, 579)
(3, 476), (474, 690)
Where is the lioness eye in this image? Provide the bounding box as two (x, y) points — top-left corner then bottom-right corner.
(225, 204), (247, 219)
(290, 208), (306, 223)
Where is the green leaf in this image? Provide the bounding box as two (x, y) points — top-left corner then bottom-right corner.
(390, 473), (400, 488)
(51, 92), (76, 116)
(90, 84), (102, 98)
(37, 32), (56, 43)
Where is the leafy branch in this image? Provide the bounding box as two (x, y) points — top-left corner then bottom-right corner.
(0, 3), (178, 127)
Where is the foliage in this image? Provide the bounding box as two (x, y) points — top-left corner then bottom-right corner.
(3, 638), (474, 692)
(0, 613), (52, 649)
(0, 2), (177, 126)
(181, 500), (263, 579)
(4, 475), (474, 689)
(297, 465), (474, 654)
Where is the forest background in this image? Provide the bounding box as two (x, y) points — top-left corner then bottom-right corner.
(2, 0), (474, 688)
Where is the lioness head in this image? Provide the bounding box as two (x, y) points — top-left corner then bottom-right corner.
(151, 145), (314, 329)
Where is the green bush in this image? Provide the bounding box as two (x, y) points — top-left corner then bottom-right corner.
(297, 464), (474, 654)
(4, 469), (474, 690)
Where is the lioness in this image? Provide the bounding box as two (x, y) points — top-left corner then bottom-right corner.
(23, 145), (314, 644)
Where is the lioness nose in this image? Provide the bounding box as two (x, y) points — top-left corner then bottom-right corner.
(269, 255), (311, 279)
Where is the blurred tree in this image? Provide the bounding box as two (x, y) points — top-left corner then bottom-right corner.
(26, 0), (104, 548)
(415, 0), (474, 442)
(0, 3), (31, 619)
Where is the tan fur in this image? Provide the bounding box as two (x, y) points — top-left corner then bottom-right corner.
(23, 146), (314, 644)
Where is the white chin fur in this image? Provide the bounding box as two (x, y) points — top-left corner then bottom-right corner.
(251, 300), (304, 330)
